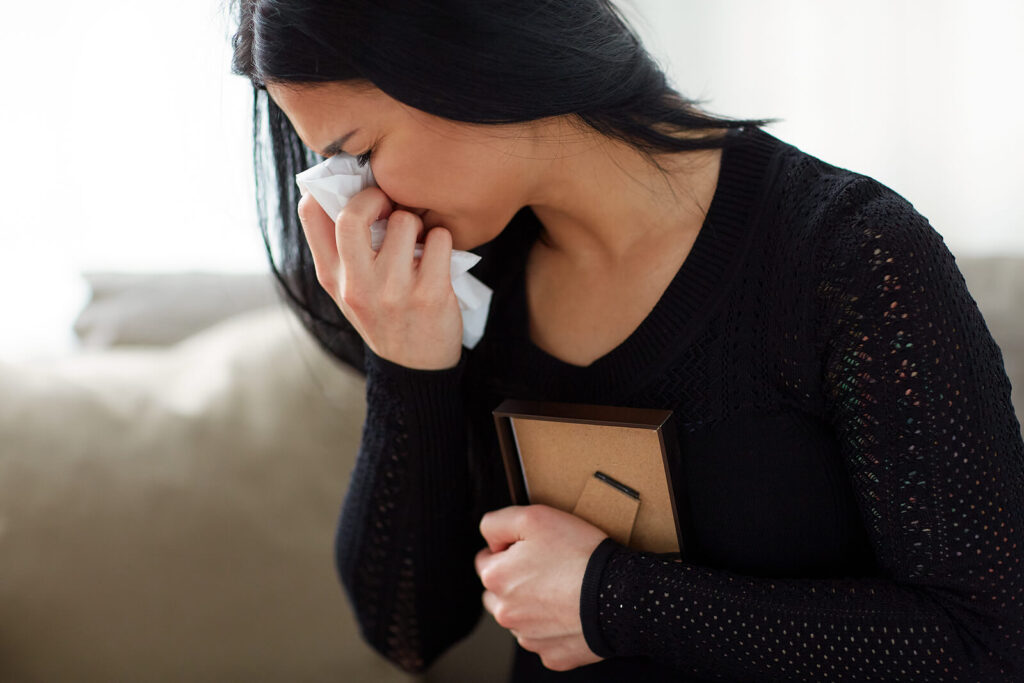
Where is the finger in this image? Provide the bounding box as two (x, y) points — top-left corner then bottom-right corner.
(514, 635), (547, 654)
(481, 589), (500, 619)
(516, 635), (577, 666)
(479, 505), (526, 553)
(297, 193), (341, 282)
(520, 636), (602, 671)
(474, 546), (494, 578)
(374, 210), (421, 274)
(418, 226), (453, 286)
(335, 186), (392, 275)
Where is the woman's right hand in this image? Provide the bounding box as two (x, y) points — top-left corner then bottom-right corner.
(297, 186), (463, 370)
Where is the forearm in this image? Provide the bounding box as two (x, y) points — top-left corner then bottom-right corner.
(335, 347), (482, 673)
(583, 539), (1019, 681)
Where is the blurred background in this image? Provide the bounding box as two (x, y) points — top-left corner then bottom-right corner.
(1, 0), (1022, 359)
(1, 3), (1022, 682)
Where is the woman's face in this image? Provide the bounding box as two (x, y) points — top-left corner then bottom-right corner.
(267, 81), (540, 251)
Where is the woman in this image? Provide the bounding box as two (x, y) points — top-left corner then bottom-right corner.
(231, 1), (1024, 680)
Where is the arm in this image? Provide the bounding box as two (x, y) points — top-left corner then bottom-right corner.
(294, 186), (484, 672)
(579, 181), (1024, 680)
(335, 347), (484, 673)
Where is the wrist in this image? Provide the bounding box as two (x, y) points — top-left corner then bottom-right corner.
(364, 342), (466, 376)
(364, 339), (462, 372)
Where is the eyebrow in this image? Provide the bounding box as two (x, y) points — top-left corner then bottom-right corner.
(318, 129), (361, 158)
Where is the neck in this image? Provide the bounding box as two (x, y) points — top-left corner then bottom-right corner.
(526, 124), (722, 268)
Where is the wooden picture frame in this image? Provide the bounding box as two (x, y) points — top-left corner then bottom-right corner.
(492, 399), (689, 554)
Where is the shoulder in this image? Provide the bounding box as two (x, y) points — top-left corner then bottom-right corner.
(748, 132), (952, 292)
(760, 132), (935, 256)
(744, 133), (974, 349)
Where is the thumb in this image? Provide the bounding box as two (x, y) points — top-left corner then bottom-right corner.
(479, 505), (527, 553)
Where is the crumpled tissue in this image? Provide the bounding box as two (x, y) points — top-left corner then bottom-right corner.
(295, 154), (492, 349)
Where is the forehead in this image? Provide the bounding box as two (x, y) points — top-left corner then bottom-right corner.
(266, 81), (384, 150)
(268, 80), (378, 113)
(266, 81), (512, 155)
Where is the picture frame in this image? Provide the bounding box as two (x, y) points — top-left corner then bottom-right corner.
(492, 399), (690, 554)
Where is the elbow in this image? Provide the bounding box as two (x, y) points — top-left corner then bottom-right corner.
(332, 519), (484, 675)
(340, 579), (480, 677)
(369, 638), (434, 676)
(332, 531), (445, 675)
(343, 610), (434, 675)
(343, 592), (452, 676)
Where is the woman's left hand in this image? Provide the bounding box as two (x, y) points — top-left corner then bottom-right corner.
(475, 504), (608, 671)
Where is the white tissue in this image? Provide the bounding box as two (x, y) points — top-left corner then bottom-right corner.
(295, 154), (492, 350)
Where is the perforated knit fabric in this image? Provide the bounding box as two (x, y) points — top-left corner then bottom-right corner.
(333, 128), (1024, 682)
(336, 351), (481, 673)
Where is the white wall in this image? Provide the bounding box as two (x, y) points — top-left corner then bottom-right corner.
(622, 0), (1024, 254)
(0, 0), (260, 359)
(1, 1), (1021, 359)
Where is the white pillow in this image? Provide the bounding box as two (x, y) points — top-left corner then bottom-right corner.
(72, 271), (280, 348)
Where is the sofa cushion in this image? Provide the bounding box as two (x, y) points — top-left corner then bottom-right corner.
(957, 256), (1024, 415)
(0, 304), (419, 683)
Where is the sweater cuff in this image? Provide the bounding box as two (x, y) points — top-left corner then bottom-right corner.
(363, 345), (467, 430)
(363, 343), (467, 378)
(579, 537), (622, 659)
(363, 344), (466, 392)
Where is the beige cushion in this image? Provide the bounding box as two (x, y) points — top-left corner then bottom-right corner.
(0, 305), (420, 683)
(957, 257), (1024, 415)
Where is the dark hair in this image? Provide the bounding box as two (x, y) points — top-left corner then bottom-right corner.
(230, 0), (770, 368)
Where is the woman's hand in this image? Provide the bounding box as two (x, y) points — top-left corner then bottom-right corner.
(297, 186), (463, 370)
(475, 505), (608, 672)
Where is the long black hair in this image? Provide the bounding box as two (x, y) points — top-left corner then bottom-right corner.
(230, 0), (769, 369)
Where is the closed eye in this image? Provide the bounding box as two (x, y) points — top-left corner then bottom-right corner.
(356, 149), (373, 168)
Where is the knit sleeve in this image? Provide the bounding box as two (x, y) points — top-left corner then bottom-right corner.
(579, 180), (1024, 680)
(334, 346), (484, 673)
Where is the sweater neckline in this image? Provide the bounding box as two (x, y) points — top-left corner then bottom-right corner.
(489, 127), (781, 398)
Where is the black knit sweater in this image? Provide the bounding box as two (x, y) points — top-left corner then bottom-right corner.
(333, 128), (1024, 682)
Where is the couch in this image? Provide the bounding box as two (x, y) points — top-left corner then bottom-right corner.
(1, 257), (1021, 682)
